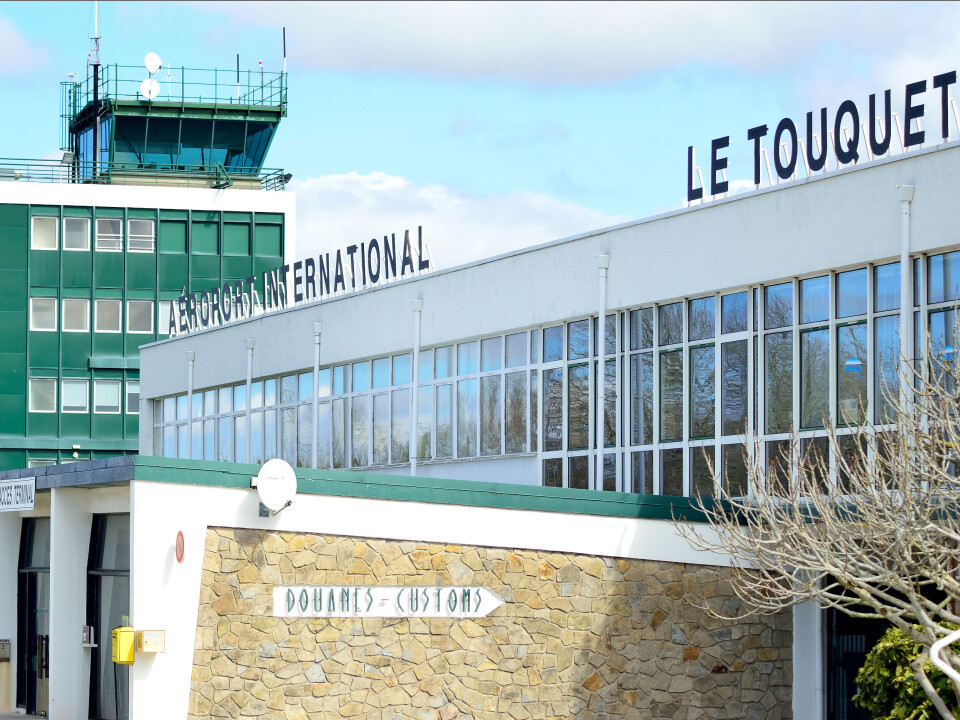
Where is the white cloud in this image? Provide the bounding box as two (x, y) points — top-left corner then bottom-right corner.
(199, 0), (875, 85)
(290, 171), (631, 268)
(0, 14), (47, 75)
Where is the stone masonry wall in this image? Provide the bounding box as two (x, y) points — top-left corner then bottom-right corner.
(188, 528), (792, 720)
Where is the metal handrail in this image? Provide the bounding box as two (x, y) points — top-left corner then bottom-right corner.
(930, 627), (960, 683)
(0, 158), (286, 191)
(71, 64), (287, 109)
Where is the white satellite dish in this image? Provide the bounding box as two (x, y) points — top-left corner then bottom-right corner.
(255, 458), (297, 512)
(140, 78), (160, 101)
(144, 52), (162, 75)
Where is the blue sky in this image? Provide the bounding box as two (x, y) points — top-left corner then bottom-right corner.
(2, 1), (959, 266)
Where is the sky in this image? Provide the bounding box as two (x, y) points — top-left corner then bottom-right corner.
(2, 1), (960, 268)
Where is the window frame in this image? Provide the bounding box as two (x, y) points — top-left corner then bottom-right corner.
(61, 378), (89, 413)
(95, 218), (123, 252)
(94, 299), (122, 333)
(30, 216), (58, 251)
(126, 380), (140, 415)
(126, 300), (154, 334)
(94, 379), (122, 414)
(28, 378), (56, 413)
(61, 297), (90, 333)
(30, 297), (57, 332)
(127, 218), (156, 253)
(63, 216), (91, 251)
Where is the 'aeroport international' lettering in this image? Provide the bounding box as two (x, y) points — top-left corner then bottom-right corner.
(272, 585), (504, 619)
(687, 71), (958, 201)
(170, 227), (430, 336)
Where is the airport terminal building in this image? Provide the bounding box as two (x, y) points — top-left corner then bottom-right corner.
(3, 69), (960, 719)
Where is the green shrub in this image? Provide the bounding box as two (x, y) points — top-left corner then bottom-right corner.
(854, 626), (958, 720)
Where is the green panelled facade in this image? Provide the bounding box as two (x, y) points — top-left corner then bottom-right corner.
(0, 203), (284, 469)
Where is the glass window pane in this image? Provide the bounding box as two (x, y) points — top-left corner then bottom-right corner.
(251, 381), (263, 409)
(568, 455), (589, 489)
(32, 216), (58, 249)
(29, 379), (56, 413)
(94, 380), (121, 413)
(94, 574), (130, 719)
(630, 353), (653, 445)
(721, 340), (747, 436)
(373, 394), (389, 464)
(543, 326), (562, 362)
(630, 308), (654, 350)
(63, 298), (89, 331)
(436, 384), (452, 458)
(264, 378), (277, 406)
(95, 299), (121, 332)
(203, 419), (215, 461)
(457, 342), (478, 375)
(530, 369), (538, 453)
(593, 314), (616, 356)
(96, 218), (122, 251)
(127, 300), (153, 333)
(690, 345), (715, 438)
(372, 358), (390, 389)
(600, 359), (616, 447)
(163, 425), (175, 457)
(723, 444), (748, 497)
(567, 364), (589, 450)
(128, 219), (155, 252)
(661, 449), (683, 496)
(505, 371), (527, 454)
(801, 437), (830, 494)
(416, 386), (432, 460)
(62, 379), (88, 412)
(530, 329), (540, 363)
(392, 354), (411, 385)
(418, 350), (433, 382)
(64, 217), (90, 250)
(31, 297), (56, 331)
(929, 251), (960, 304)
(800, 329), (829, 429)
(435, 346), (452, 379)
(280, 407), (296, 465)
(659, 351), (683, 441)
(163, 396), (175, 423)
(691, 446), (715, 498)
(632, 450), (653, 494)
(721, 292), (748, 334)
(800, 275), (828, 323)
(191, 392), (202, 420)
(765, 332), (793, 433)
(480, 375), (502, 456)
(457, 379), (478, 457)
(204, 389), (215, 415)
(351, 396), (369, 466)
(838, 322), (868, 426)
(296, 405), (311, 467)
(251, 411), (263, 464)
(218, 416), (233, 462)
(659, 303), (682, 345)
(176, 393), (188, 421)
(331, 401), (344, 468)
(352, 362), (370, 393)
(602, 454), (616, 492)
(689, 297), (715, 342)
(875, 315), (900, 424)
(297, 372), (312, 402)
(837, 268), (867, 318)
(765, 283), (793, 330)
(315, 370), (330, 400)
(316, 404), (331, 468)
(391, 389), (410, 463)
(567, 320), (589, 360)
(543, 458), (562, 488)
(766, 440), (791, 496)
(331, 367), (344, 396)
(235, 415), (247, 464)
(265, 409), (277, 460)
(875, 262), (900, 312)
(234, 384), (247, 412)
(481, 337), (502, 372)
(505, 332), (526, 368)
(542, 368), (562, 452)
(218, 387), (233, 413)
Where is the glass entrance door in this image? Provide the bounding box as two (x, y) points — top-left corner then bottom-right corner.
(17, 518), (50, 717)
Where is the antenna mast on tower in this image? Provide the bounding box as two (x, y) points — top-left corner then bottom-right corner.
(89, 1), (101, 175)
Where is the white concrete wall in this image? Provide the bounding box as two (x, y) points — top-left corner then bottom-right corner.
(47, 486), (129, 720)
(0, 493), (50, 713)
(128, 477), (734, 718)
(140, 142), (960, 401)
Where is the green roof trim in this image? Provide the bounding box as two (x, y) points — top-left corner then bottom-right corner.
(129, 455), (714, 522)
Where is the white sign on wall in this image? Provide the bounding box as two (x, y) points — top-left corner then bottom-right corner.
(0, 477), (35, 512)
(274, 585), (504, 619)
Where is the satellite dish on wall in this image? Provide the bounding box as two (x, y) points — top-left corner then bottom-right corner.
(255, 459), (297, 512)
(140, 78), (160, 101)
(144, 52), (162, 75)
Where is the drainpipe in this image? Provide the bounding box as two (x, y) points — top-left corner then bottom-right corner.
(411, 300), (423, 476)
(898, 185), (915, 417)
(245, 338), (255, 463)
(596, 255), (610, 489)
(186, 350), (195, 460)
(311, 323), (322, 468)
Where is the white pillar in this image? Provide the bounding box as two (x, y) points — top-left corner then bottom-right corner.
(898, 185), (915, 417)
(410, 300), (423, 476)
(245, 339), (255, 463)
(185, 351), (195, 460)
(311, 323), (322, 469)
(596, 255), (610, 489)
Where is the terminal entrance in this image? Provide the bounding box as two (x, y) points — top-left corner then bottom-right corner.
(826, 606), (887, 720)
(17, 518), (50, 717)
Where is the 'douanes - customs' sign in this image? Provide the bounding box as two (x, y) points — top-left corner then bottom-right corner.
(274, 585), (504, 619)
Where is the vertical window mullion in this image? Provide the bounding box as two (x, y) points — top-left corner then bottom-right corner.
(652, 306), (661, 494)
(828, 271), (839, 485)
(681, 299), (689, 496)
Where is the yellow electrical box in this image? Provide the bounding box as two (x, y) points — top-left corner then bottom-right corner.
(111, 626), (134, 665)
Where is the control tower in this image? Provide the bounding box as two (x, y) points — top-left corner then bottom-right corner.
(60, 51), (288, 189)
